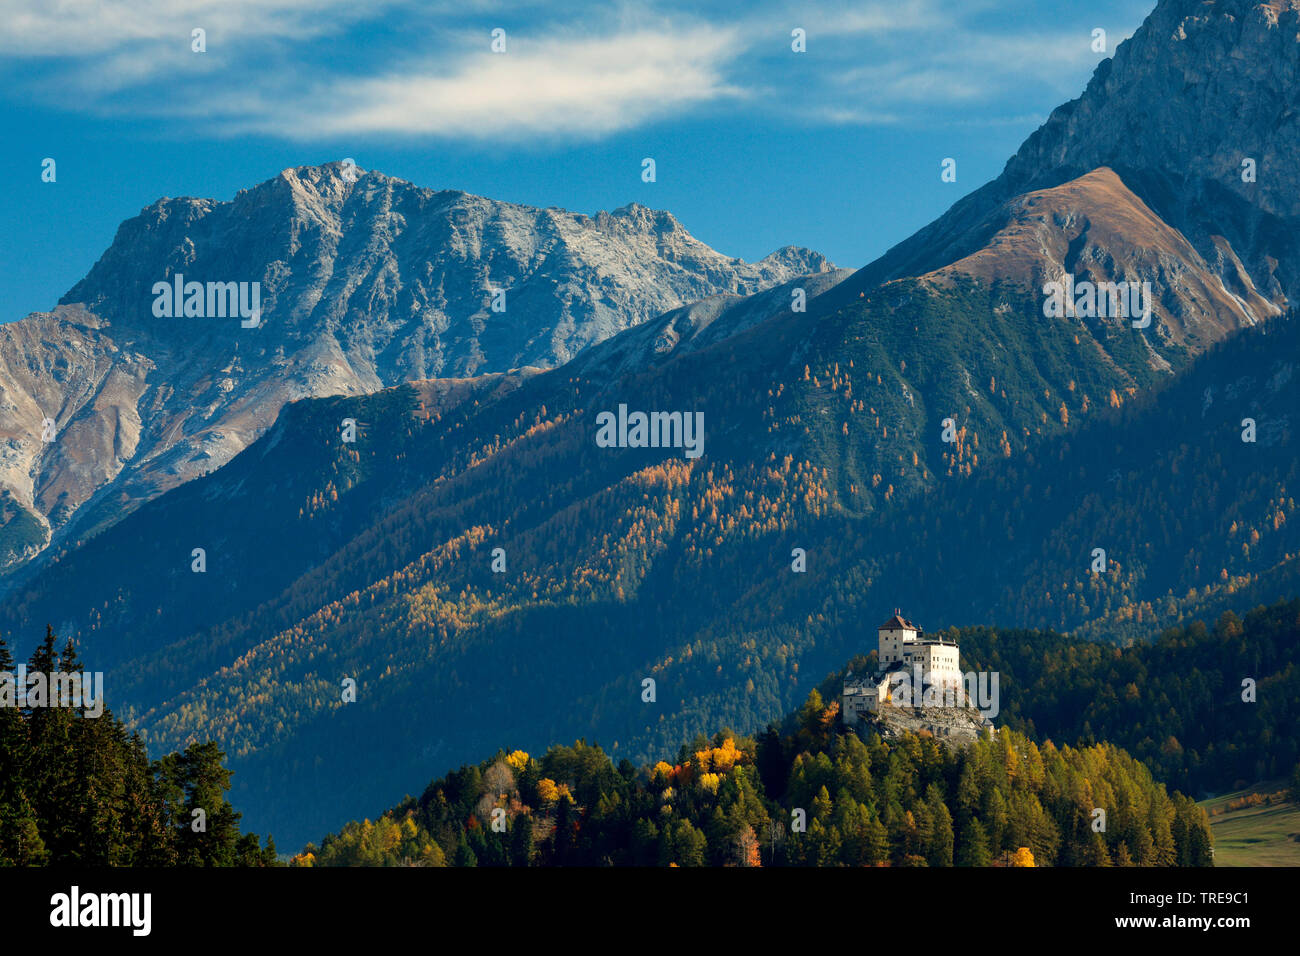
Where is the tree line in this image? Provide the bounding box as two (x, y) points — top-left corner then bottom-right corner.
(297, 689), (1213, 867)
(0, 628), (276, 866)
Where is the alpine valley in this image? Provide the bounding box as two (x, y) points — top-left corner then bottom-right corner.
(2, 0), (1298, 850)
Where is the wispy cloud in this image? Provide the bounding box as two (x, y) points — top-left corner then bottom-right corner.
(226, 26), (744, 140)
(829, 33), (1115, 106)
(0, 0), (404, 97)
(0, 0), (384, 55)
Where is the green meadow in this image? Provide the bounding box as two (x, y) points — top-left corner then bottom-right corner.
(1200, 782), (1300, 867)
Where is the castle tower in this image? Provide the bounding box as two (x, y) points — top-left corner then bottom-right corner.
(877, 608), (919, 665)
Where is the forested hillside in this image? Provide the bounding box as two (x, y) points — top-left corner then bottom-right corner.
(304, 597), (1300, 867)
(954, 600), (1300, 796)
(814, 599), (1300, 801)
(297, 701), (1213, 867)
(3, 285), (1292, 848)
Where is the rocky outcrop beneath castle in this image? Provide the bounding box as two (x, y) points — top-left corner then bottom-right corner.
(858, 704), (995, 747)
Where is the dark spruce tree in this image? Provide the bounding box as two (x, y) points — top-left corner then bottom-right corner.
(0, 628), (277, 867)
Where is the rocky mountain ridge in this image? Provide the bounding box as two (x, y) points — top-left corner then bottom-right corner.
(0, 165), (832, 573)
(847, 0), (1300, 322)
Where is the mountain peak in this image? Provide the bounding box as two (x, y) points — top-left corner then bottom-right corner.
(9, 166), (832, 573)
(602, 201), (684, 233)
(1001, 0), (1300, 218)
(277, 160), (365, 191)
(848, 0), (1300, 319)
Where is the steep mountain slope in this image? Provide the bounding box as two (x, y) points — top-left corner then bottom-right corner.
(919, 168), (1265, 347)
(563, 268), (852, 381)
(0, 164), (832, 573)
(846, 0), (1299, 318)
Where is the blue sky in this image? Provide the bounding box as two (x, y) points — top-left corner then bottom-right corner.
(0, 0), (1155, 322)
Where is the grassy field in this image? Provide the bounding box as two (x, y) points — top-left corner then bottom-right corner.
(1199, 782), (1300, 867)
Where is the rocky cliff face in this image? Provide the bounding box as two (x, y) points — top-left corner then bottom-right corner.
(1003, 0), (1300, 217)
(62, 164), (834, 379)
(845, 0), (1299, 330)
(1000, 0), (1300, 310)
(0, 164), (832, 573)
(863, 703), (994, 748)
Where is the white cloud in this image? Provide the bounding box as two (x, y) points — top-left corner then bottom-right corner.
(813, 107), (903, 126)
(230, 26), (744, 140)
(808, 28), (1126, 125)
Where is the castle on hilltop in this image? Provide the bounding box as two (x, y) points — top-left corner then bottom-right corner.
(842, 610), (965, 723)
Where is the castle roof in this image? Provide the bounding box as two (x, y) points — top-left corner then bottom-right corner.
(878, 612), (919, 631)
(845, 660), (909, 689)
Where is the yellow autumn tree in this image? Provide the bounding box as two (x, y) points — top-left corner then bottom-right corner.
(506, 750), (530, 771)
(536, 777), (560, 804)
(694, 738), (743, 775)
(710, 738), (742, 773)
(1010, 847), (1036, 867)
